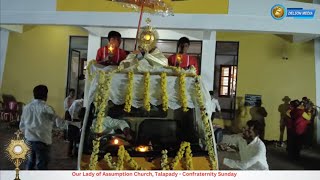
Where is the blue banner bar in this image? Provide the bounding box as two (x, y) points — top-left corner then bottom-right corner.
(286, 9), (315, 18)
(287, 8), (303, 10)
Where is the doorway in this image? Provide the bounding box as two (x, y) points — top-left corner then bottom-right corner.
(66, 36), (88, 99)
(214, 42), (239, 120)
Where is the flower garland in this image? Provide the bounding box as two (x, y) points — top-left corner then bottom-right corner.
(194, 76), (217, 170)
(94, 70), (113, 133)
(185, 142), (194, 170)
(88, 138), (101, 170)
(103, 153), (116, 170)
(160, 150), (169, 170)
(189, 65), (197, 75)
(170, 141), (194, 170)
(106, 145), (146, 170)
(160, 72), (169, 111)
(116, 146), (125, 170)
(86, 60), (97, 81)
(179, 73), (188, 112)
(89, 71), (107, 170)
(143, 72), (151, 111)
(167, 66), (182, 74)
(170, 143), (185, 170)
(89, 68), (118, 170)
(166, 66), (197, 77)
(123, 149), (145, 170)
(124, 71), (134, 112)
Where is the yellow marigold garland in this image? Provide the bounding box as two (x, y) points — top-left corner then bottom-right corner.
(116, 146), (125, 170)
(143, 72), (151, 111)
(161, 150), (169, 170)
(103, 153), (116, 170)
(123, 149), (145, 170)
(89, 138), (101, 170)
(87, 60), (97, 81)
(89, 68), (119, 170)
(170, 141), (194, 170)
(194, 76), (217, 170)
(104, 143), (193, 171)
(124, 71), (134, 112)
(171, 142), (186, 169)
(106, 146), (146, 170)
(95, 71), (113, 133)
(179, 73), (188, 112)
(167, 66), (182, 74)
(89, 71), (108, 169)
(166, 66), (197, 77)
(185, 142), (194, 170)
(160, 72), (169, 111)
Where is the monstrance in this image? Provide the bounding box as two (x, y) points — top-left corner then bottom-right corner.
(6, 130), (30, 180)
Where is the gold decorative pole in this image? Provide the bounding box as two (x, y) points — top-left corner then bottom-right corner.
(15, 167), (20, 180)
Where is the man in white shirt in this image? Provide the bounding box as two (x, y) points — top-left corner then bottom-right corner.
(20, 85), (65, 170)
(67, 95), (84, 157)
(68, 97), (84, 122)
(91, 116), (132, 141)
(63, 89), (75, 141)
(64, 89), (75, 113)
(210, 91), (222, 120)
(220, 120), (269, 170)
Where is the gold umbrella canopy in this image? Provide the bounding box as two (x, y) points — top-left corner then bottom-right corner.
(107, 0), (186, 49)
(108, 0), (186, 16)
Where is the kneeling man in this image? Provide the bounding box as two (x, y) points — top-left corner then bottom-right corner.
(220, 120), (269, 170)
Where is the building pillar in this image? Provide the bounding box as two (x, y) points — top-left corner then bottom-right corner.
(201, 31), (216, 91)
(78, 32), (101, 169)
(87, 33), (101, 62)
(83, 33), (101, 107)
(0, 28), (10, 88)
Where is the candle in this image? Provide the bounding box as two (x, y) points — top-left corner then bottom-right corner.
(135, 145), (149, 152)
(108, 44), (114, 54)
(176, 54), (182, 64)
(113, 138), (119, 145)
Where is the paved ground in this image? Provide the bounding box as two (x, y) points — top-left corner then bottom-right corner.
(1, 121), (319, 170)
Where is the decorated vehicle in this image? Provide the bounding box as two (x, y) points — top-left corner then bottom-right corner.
(77, 22), (218, 170)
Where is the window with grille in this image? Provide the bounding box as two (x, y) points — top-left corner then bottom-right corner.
(219, 65), (237, 97)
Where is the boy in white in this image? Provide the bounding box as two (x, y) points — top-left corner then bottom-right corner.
(67, 96), (84, 157)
